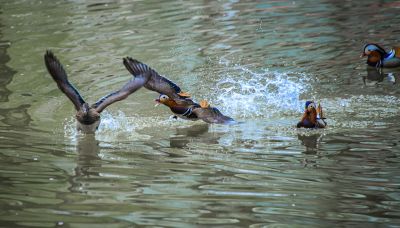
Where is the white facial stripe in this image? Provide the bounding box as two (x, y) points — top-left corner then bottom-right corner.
(159, 95), (169, 102)
(307, 102), (316, 109)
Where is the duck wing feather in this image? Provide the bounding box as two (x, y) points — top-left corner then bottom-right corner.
(44, 50), (85, 111)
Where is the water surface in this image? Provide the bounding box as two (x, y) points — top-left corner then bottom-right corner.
(1, 0), (400, 227)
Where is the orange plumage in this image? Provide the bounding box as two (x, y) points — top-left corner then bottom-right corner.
(300, 109), (317, 125)
(394, 47), (400, 58)
(367, 51), (383, 64)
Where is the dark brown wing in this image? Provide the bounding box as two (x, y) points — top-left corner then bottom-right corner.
(92, 69), (151, 113)
(44, 50), (85, 111)
(172, 97), (198, 107)
(192, 107), (235, 124)
(123, 57), (183, 97)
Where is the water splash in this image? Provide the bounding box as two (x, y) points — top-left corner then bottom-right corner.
(62, 63), (311, 139)
(63, 110), (138, 141)
(63, 110), (185, 142)
(210, 64), (309, 119)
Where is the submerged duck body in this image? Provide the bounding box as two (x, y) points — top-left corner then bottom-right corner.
(297, 101), (326, 129)
(362, 43), (400, 68)
(44, 51), (150, 133)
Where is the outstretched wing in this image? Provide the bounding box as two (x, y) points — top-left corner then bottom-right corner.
(44, 50), (85, 111)
(192, 107), (235, 124)
(92, 69), (151, 113)
(123, 57), (183, 96)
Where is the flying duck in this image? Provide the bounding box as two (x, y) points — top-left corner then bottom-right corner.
(44, 50), (150, 133)
(362, 43), (400, 68)
(296, 101), (326, 129)
(122, 57), (234, 124)
(155, 94), (235, 124)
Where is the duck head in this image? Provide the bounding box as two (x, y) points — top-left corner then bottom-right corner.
(155, 94), (177, 108)
(362, 44), (387, 56)
(362, 43), (387, 67)
(75, 103), (101, 133)
(305, 101), (317, 123)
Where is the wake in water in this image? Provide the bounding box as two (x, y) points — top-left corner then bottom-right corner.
(63, 110), (189, 142)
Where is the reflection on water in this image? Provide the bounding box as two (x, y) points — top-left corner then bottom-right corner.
(0, 104), (32, 127)
(0, 15), (29, 128)
(364, 66), (398, 86)
(0, 0), (400, 227)
(169, 124), (211, 149)
(0, 37), (14, 103)
(74, 135), (101, 180)
(297, 132), (324, 154)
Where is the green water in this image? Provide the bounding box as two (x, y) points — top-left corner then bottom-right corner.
(1, 0), (400, 227)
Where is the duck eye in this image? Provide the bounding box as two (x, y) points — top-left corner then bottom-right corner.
(160, 95), (169, 101)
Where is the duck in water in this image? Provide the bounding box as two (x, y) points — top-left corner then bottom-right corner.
(44, 50), (150, 133)
(155, 94), (235, 124)
(361, 43), (400, 68)
(296, 101), (326, 129)
(122, 57), (235, 124)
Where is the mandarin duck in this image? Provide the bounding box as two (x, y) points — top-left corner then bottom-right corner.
(44, 51), (150, 133)
(155, 94), (235, 124)
(296, 101), (326, 129)
(123, 57), (191, 104)
(362, 43), (400, 68)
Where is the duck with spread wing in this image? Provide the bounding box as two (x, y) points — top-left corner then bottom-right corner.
(44, 51), (150, 133)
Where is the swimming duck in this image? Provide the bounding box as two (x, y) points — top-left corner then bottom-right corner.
(296, 101), (326, 129)
(123, 57), (191, 104)
(155, 94), (235, 124)
(44, 50), (150, 133)
(155, 94), (199, 120)
(362, 43), (400, 68)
